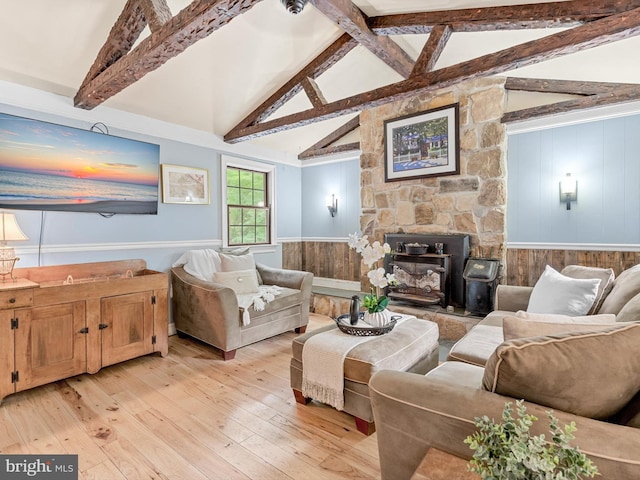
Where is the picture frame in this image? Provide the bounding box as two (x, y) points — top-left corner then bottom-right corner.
(161, 164), (210, 204)
(384, 103), (460, 182)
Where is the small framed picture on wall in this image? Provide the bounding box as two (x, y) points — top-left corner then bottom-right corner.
(384, 103), (460, 182)
(161, 164), (210, 204)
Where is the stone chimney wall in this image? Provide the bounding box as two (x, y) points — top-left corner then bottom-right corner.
(359, 77), (507, 260)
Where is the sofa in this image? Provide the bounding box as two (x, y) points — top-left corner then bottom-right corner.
(171, 249), (313, 360)
(370, 264), (640, 479)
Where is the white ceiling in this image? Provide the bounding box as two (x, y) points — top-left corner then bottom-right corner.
(2, 0), (640, 157)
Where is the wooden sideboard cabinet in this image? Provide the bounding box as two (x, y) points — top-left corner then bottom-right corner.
(0, 259), (168, 404)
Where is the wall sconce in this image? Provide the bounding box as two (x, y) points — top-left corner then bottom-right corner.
(326, 194), (338, 217)
(0, 212), (29, 282)
(559, 173), (577, 210)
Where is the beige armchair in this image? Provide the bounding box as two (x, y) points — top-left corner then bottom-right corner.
(171, 263), (313, 359)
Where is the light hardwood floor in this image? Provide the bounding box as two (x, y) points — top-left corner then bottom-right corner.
(0, 314), (383, 479)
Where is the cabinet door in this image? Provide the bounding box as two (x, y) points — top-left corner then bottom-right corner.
(14, 302), (87, 393)
(100, 291), (154, 368)
(0, 310), (15, 402)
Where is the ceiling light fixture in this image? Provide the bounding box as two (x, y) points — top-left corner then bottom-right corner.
(281, 0), (309, 14)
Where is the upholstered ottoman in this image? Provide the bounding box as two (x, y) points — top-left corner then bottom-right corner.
(290, 316), (439, 435)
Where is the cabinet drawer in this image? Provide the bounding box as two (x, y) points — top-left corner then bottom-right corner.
(0, 289), (34, 309)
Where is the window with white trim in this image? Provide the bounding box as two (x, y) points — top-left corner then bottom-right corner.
(221, 155), (276, 247)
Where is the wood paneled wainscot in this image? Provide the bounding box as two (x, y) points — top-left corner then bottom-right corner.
(0, 259), (168, 404)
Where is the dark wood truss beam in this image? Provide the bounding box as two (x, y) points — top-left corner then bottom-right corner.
(502, 80), (640, 124)
(77, 0), (148, 93)
(233, 33), (357, 130)
(311, 0), (413, 79)
(224, 8), (640, 143)
(75, 0), (264, 109)
(370, 0), (640, 35)
(298, 115), (360, 159)
(299, 143), (360, 160)
(140, 0), (172, 32)
(504, 77), (640, 95)
(301, 77), (327, 108)
(411, 24), (452, 76)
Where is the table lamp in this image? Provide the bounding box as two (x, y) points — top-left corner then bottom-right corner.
(0, 212), (28, 282)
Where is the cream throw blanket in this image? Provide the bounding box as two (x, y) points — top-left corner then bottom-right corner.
(237, 285), (283, 326)
(301, 313), (410, 411)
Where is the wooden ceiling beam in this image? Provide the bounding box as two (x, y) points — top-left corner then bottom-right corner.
(77, 0), (148, 92)
(298, 114), (359, 159)
(75, 0), (264, 110)
(370, 0), (640, 35)
(299, 142), (360, 160)
(233, 33), (357, 130)
(301, 77), (327, 108)
(411, 24), (452, 76)
(140, 0), (172, 32)
(311, 0), (414, 79)
(224, 8), (640, 143)
(505, 77), (640, 95)
(502, 84), (640, 124)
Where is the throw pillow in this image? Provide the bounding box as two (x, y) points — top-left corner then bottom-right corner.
(599, 264), (640, 315)
(514, 311), (616, 324)
(213, 269), (260, 294)
(482, 322), (640, 419)
(503, 316), (620, 341)
(220, 252), (256, 272)
(527, 265), (600, 316)
(561, 265), (615, 314)
(614, 291), (640, 323)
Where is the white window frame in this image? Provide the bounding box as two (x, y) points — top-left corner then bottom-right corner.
(221, 154), (277, 250)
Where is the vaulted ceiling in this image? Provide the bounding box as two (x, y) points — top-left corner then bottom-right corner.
(2, 0), (640, 159)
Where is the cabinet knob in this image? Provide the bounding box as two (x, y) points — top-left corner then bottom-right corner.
(9, 298), (16, 304)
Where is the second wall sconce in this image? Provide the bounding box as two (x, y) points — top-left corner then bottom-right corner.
(326, 194), (338, 217)
(559, 173), (577, 210)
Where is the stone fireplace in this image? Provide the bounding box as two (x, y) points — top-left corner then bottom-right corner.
(359, 78), (507, 297)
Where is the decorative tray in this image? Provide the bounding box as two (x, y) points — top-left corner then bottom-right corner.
(334, 313), (400, 336)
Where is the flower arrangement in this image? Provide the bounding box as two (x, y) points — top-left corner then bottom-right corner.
(348, 232), (398, 313)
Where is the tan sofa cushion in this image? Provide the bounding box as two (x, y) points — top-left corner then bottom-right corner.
(482, 322), (640, 419)
(599, 264), (640, 315)
(514, 311), (616, 324)
(561, 265), (615, 314)
(615, 292), (640, 323)
(503, 316), (619, 341)
(447, 326), (504, 367)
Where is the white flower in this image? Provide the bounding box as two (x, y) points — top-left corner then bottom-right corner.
(348, 232), (369, 253)
(367, 267), (388, 288)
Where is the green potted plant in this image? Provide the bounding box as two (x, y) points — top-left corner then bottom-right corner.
(464, 400), (599, 480)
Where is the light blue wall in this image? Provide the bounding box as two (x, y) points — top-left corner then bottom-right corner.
(275, 162), (302, 239)
(3, 103), (301, 272)
(301, 158), (361, 238)
(507, 114), (640, 244)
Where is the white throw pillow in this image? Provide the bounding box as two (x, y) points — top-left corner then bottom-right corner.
(527, 265), (601, 316)
(220, 252), (256, 272)
(214, 269), (260, 294)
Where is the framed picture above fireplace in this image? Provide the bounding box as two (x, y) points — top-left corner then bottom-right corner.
(384, 103), (460, 182)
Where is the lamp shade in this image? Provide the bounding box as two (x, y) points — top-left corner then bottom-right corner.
(0, 212), (28, 244)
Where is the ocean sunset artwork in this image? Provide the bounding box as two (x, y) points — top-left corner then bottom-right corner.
(0, 113), (160, 214)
